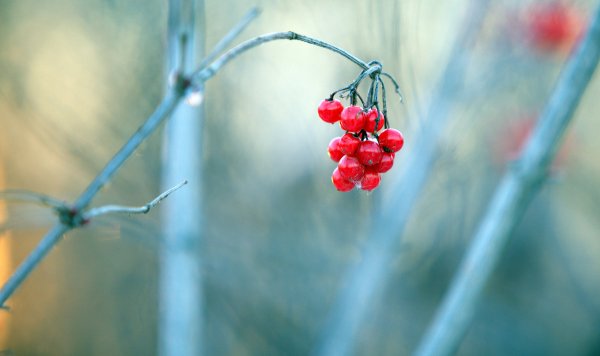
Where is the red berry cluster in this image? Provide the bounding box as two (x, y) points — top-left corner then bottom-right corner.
(318, 99), (404, 192)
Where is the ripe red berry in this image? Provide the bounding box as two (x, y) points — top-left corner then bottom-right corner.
(340, 105), (366, 132)
(359, 169), (381, 191)
(364, 108), (385, 133)
(338, 155), (365, 181)
(375, 152), (395, 173)
(526, 3), (572, 51)
(356, 140), (383, 167)
(318, 99), (344, 124)
(338, 133), (361, 156)
(378, 128), (404, 152)
(327, 137), (344, 162)
(331, 167), (355, 192)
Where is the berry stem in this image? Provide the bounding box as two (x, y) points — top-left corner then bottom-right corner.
(378, 78), (390, 129)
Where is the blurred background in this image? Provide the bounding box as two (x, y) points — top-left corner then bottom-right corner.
(1, 0), (600, 355)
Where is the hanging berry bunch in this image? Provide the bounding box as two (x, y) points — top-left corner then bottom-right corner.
(318, 61), (404, 192)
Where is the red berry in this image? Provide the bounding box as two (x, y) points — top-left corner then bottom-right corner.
(340, 106), (366, 132)
(524, 2), (585, 53)
(378, 128), (404, 152)
(331, 167), (355, 192)
(327, 137), (344, 162)
(318, 99), (344, 124)
(359, 169), (381, 191)
(375, 152), (395, 173)
(338, 133), (361, 156)
(338, 155), (365, 181)
(364, 108), (385, 133)
(356, 140), (383, 167)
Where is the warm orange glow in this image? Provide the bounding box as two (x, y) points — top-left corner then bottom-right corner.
(0, 167), (11, 349)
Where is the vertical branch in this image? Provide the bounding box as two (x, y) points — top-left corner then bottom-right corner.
(315, 1), (491, 355)
(159, 0), (205, 355)
(415, 4), (600, 356)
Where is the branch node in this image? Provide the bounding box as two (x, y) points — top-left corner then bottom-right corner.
(56, 206), (88, 228)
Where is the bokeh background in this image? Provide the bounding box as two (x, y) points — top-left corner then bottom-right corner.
(1, 0), (600, 355)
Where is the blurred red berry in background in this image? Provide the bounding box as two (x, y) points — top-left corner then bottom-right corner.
(523, 1), (586, 53)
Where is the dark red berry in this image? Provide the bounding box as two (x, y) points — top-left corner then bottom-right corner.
(357, 140), (383, 167)
(378, 128), (404, 152)
(340, 105), (366, 132)
(375, 152), (395, 173)
(318, 99), (344, 124)
(364, 108), (385, 133)
(327, 137), (344, 162)
(338, 133), (361, 156)
(359, 169), (381, 191)
(338, 155), (365, 181)
(332, 167), (355, 192)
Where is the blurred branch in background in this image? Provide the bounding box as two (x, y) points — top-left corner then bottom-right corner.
(315, 1), (492, 355)
(415, 3), (600, 356)
(160, 0), (205, 355)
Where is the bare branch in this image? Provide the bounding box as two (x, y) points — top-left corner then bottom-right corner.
(84, 180), (188, 218)
(73, 90), (184, 212)
(415, 3), (600, 356)
(192, 31), (369, 85)
(194, 7), (260, 73)
(0, 224), (70, 307)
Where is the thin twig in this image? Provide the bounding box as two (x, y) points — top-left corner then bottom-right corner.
(73, 90), (184, 212)
(193, 7), (260, 75)
(0, 224), (70, 307)
(415, 4), (600, 356)
(192, 31), (369, 85)
(84, 180), (187, 218)
(0, 190), (66, 210)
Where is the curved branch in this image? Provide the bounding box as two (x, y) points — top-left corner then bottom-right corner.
(191, 31), (369, 84)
